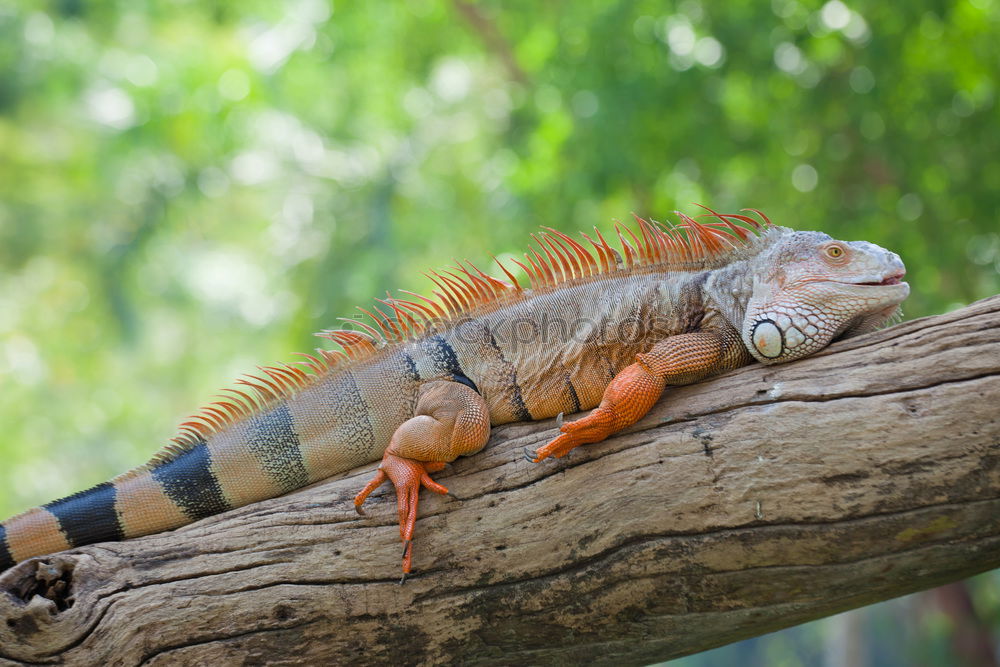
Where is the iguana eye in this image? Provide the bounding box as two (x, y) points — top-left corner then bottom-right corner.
(825, 245), (845, 260)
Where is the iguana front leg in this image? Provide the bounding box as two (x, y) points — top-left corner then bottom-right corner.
(530, 329), (750, 462)
(354, 380), (490, 582)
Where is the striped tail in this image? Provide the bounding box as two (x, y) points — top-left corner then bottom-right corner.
(0, 436), (234, 572)
(0, 394), (341, 572)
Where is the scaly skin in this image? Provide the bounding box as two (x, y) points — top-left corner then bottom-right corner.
(0, 210), (909, 581)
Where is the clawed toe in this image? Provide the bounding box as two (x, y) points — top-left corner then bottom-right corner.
(353, 452), (454, 580)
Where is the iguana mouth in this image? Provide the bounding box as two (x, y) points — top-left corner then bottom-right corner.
(851, 272), (906, 287)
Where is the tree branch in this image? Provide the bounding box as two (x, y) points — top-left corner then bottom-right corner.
(1, 296), (998, 666)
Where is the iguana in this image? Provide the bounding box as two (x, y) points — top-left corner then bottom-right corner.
(0, 207), (909, 581)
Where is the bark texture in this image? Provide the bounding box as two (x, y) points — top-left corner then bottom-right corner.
(1, 296), (998, 666)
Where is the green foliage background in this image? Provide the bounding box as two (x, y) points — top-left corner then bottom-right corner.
(1, 0), (997, 663)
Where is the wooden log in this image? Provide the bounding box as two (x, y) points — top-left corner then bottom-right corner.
(1, 296), (998, 666)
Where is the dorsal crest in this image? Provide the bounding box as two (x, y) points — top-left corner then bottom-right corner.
(162, 206), (772, 454)
(341, 205), (772, 346)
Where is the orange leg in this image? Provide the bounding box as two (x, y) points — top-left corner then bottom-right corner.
(354, 380), (490, 582)
(529, 363), (665, 462)
(531, 329), (749, 463)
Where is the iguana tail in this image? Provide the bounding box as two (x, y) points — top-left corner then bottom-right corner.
(0, 349), (403, 572)
(0, 398), (319, 571)
(1, 470), (190, 572)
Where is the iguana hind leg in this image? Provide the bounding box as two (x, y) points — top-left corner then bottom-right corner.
(354, 380), (490, 582)
(531, 329), (749, 462)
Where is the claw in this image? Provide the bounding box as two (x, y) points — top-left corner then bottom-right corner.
(355, 504), (366, 517)
(555, 411), (564, 428)
(401, 536), (415, 581)
(523, 446), (539, 463)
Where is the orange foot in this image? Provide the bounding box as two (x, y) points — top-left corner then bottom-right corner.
(354, 452), (449, 583)
(527, 407), (616, 463)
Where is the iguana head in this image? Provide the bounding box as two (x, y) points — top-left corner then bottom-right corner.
(741, 230), (909, 364)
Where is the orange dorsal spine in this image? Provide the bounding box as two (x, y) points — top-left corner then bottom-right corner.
(154, 208), (772, 462)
